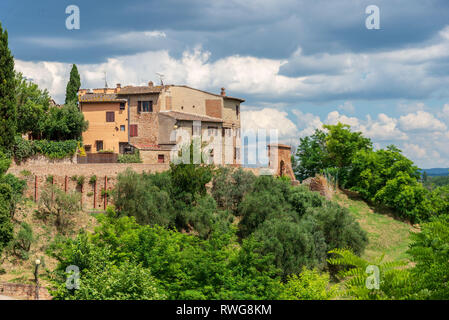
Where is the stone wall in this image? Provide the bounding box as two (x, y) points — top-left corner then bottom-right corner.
(10, 154), (77, 168)
(0, 282), (52, 300)
(8, 163), (170, 210)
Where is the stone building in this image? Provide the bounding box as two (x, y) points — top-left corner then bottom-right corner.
(79, 83), (244, 165)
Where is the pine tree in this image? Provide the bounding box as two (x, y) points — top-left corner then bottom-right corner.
(65, 64), (81, 105)
(0, 22), (17, 151)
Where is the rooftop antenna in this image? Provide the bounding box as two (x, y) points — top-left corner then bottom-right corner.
(103, 71), (108, 88)
(156, 72), (165, 86)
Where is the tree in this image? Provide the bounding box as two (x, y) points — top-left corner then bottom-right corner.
(279, 267), (338, 300)
(65, 64), (81, 106)
(323, 123), (372, 169)
(0, 151), (14, 256)
(41, 102), (88, 141)
(408, 214), (449, 299)
(327, 248), (412, 300)
(211, 167), (256, 214)
(37, 184), (81, 234)
(0, 22), (17, 151)
(294, 129), (329, 181)
(14, 71), (50, 138)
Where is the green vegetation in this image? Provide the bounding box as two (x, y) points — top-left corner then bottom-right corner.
(335, 192), (414, 262)
(424, 175), (449, 190)
(0, 22), (17, 150)
(65, 64), (81, 106)
(294, 123), (448, 223)
(36, 184), (81, 234)
(12, 137), (78, 162)
(117, 149), (142, 163)
(48, 165), (368, 299)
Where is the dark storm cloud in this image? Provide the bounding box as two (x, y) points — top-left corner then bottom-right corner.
(2, 0), (449, 63)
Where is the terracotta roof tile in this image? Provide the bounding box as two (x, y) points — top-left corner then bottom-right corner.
(79, 93), (126, 103)
(159, 111), (223, 123)
(117, 86), (163, 95)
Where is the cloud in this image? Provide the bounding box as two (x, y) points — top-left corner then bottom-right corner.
(337, 101), (355, 114)
(241, 108), (298, 144)
(398, 111), (447, 132)
(402, 143), (427, 159)
(292, 110), (323, 137)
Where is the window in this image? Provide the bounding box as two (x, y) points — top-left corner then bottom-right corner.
(236, 105), (240, 117)
(158, 154), (165, 163)
(95, 141), (103, 152)
(138, 101), (153, 113)
(130, 124), (138, 137)
(120, 102), (125, 110)
(234, 147), (240, 161)
(84, 145), (91, 153)
(106, 111), (115, 122)
(208, 126), (218, 136)
(120, 125), (125, 131)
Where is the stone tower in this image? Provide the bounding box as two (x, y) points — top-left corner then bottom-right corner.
(268, 143), (295, 180)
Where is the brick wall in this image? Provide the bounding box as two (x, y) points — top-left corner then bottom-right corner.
(8, 163), (170, 209)
(0, 282), (52, 300)
(129, 94), (160, 146)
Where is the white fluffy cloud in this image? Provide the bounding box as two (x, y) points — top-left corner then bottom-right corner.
(398, 111), (447, 132)
(241, 107), (298, 144)
(15, 25), (449, 105)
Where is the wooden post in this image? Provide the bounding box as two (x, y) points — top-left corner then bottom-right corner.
(34, 175), (38, 203)
(93, 180), (97, 209)
(104, 176), (108, 210)
(80, 183), (83, 208)
(34, 260), (40, 300)
(64, 175), (68, 193)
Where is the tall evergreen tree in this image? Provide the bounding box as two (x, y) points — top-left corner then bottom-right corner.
(0, 22), (17, 151)
(65, 64), (81, 105)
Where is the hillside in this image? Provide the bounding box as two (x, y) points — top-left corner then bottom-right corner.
(334, 190), (418, 263)
(421, 168), (449, 176)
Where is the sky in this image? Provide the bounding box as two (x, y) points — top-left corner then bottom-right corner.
(1, 0), (449, 169)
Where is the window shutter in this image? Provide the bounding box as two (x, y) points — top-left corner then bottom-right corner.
(149, 101), (153, 112)
(106, 111), (115, 122)
(130, 124), (138, 137)
(138, 101), (142, 113)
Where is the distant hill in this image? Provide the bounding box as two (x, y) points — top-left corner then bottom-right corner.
(421, 168), (449, 176)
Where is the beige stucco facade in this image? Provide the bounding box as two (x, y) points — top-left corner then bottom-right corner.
(79, 98), (129, 154)
(79, 83), (244, 165)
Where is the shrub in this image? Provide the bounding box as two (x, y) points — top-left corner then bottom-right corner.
(12, 136), (34, 163)
(12, 137), (78, 161)
(408, 214), (449, 299)
(113, 169), (176, 227)
(181, 195), (233, 239)
(304, 202), (368, 256)
(211, 167), (256, 214)
(8, 222), (34, 260)
(37, 184), (81, 234)
(50, 235), (165, 300)
(279, 267), (338, 300)
(88, 175), (97, 185)
(117, 150), (142, 163)
(252, 216), (327, 278)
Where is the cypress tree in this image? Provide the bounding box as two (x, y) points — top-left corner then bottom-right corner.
(0, 22), (17, 151)
(65, 64), (81, 105)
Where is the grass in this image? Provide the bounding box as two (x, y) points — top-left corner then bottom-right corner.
(334, 190), (418, 263)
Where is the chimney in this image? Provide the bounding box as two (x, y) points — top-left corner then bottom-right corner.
(220, 87), (226, 96)
(148, 81), (154, 87)
(115, 83), (121, 93)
